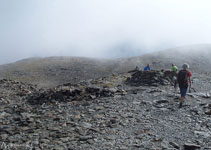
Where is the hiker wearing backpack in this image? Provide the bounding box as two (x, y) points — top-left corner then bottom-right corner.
(177, 63), (192, 107)
(144, 64), (151, 71)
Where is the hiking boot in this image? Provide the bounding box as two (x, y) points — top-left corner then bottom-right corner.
(179, 102), (183, 108)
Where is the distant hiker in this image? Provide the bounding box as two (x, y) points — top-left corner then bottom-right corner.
(172, 64), (178, 72)
(171, 64), (178, 89)
(135, 66), (139, 71)
(177, 63), (192, 108)
(144, 64), (150, 71)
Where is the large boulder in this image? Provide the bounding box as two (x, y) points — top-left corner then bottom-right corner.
(126, 70), (176, 86)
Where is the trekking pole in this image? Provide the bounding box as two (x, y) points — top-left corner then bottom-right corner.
(188, 86), (191, 93)
(174, 85), (177, 96)
(188, 82), (193, 93)
(190, 87), (196, 92)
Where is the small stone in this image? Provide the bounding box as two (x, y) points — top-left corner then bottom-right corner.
(183, 143), (200, 150)
(1, 134), (8, 140)
(81, 122), (92, 128)
(169, 141), (180, 149)
(110, 119), (117, 124)
(53, 145), (65, 150)
(40, 139), (50, 143)
(33, 139), (39, 145)
(119, 146), (128, 150)
(89, 95), (96, 99)
(155, 99), (169, 104)
(132, 101), (140, 105)
(205, 110), (211, 115)
(194, 131), (210, 138)
(88, 109), (95, 112)
(73, 114), (81, 120)
(87, 139), (94, 144)
(133, 144), (144, 148)
(60, 137), (71, 142)
(79, 136), (93, 141)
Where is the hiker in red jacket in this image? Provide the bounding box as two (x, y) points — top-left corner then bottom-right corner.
(177, 63), (192, 108)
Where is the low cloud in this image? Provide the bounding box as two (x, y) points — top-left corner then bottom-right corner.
(1, 0), (211, 64)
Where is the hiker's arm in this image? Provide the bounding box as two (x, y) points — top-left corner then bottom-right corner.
(188, 71), (192, 88)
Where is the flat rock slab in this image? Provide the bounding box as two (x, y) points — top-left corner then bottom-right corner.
(184, 143), (200, 150)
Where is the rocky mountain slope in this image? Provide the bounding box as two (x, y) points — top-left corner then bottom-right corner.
(0, 57), (114, 87)
(0, 44), (211, 88)
(0, 45), (211, 149)
(0, 69), (210, 150)
(118, 44), (211, 73)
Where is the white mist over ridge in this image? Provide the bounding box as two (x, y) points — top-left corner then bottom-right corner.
(1, 0), (211, 64)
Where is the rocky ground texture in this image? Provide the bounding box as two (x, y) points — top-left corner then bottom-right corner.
(0, 70), (211, 150)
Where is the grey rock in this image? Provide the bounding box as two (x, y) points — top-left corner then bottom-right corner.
(81, 122), (92, 128)
(79, 136), (93, 141)
(194, 131), (211, 138)
(126, 70), (175, 86)
(183, 143), (200, 150)
(0, 72), (211, 150)
(169, 141), (180, 149)
(205, 110), (211, 115)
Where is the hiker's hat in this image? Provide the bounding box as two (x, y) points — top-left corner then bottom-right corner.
(182, 63), (189, 69)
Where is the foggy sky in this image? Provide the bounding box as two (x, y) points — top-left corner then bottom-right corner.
(1, 0), (211, 64)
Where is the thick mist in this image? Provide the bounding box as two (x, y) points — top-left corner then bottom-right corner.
(1, 0), (211, 64)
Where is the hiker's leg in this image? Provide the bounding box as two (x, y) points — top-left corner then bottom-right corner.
(179, 88), (187, 107)
(179, 88), (182, 98)
(180, 88), (187, 103)
(181, 96), (185, 103)
(179, 88), (183, 103)
(174, 81), (177, 92)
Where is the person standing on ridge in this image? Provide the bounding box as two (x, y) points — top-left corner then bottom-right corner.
(177, 63), (192, 108)
(172, 64), (178, 90)
(172, 64), (178, 72)
(144, 64), (151, 71)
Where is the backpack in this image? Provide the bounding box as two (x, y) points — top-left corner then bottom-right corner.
(177, 70), (188, 88)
